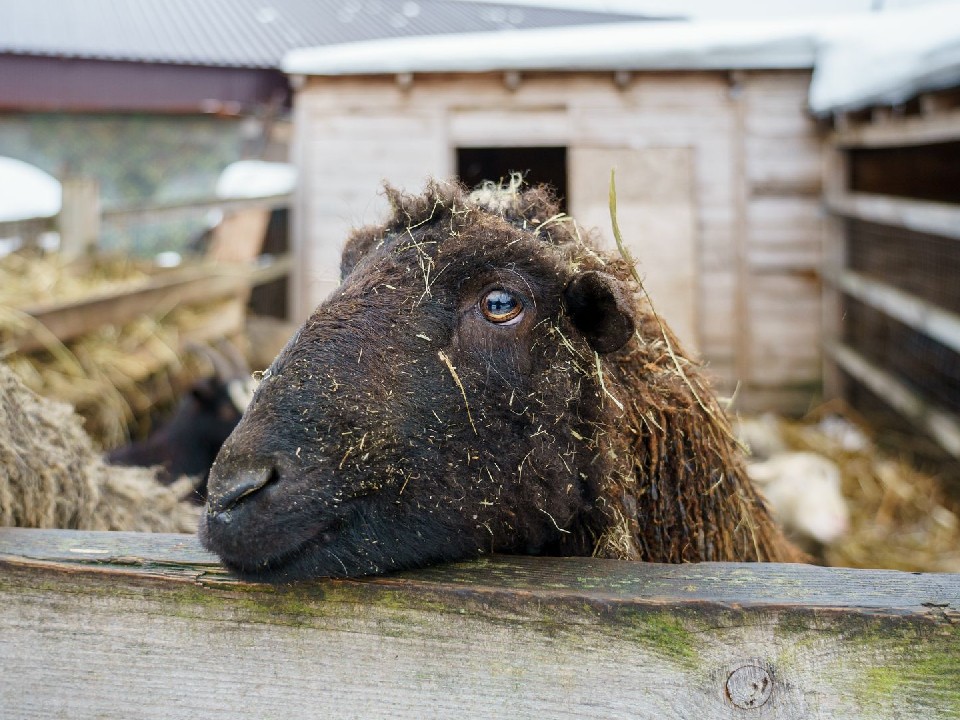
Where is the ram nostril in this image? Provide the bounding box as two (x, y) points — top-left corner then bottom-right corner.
(206, 465), (279, 515)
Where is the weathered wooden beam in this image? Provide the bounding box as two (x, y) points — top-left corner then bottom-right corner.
(830, 269), (960, 355)
(1, 528), (958, 720)
(825, 192), (960, 242)
(101, 193), (291, 227)
(831, 107), (960, 148)
(732, 79), (752, 396)
(249, 251), (294, 287)
(821, 146), (849, 402)
(9, 263), (250, 354)
(828, 341), (960, 458)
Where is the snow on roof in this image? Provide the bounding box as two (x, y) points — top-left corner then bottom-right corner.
(0, 158), (61, 223)
(284, 2), (960, 113)
(283, 18), (826, 75)
(215, 160), (298, 200)
(454, 0), (880, 22)
(809, 2), (960, 115)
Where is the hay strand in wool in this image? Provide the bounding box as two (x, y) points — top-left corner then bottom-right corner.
(607, 169), (743, 451)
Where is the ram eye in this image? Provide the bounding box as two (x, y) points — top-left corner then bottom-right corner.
(480, 289), (523, 325)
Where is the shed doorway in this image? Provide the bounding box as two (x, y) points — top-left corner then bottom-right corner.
(456, 146), (568, 210)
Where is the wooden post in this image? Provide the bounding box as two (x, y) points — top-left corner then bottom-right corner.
(730, 71), (752, 405)
(1, 528), (958, 720)
(821, 145), (849, 402)
(58, 177), (101, 260)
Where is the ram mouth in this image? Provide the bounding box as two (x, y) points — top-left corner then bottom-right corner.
(216, 514), (351, 581)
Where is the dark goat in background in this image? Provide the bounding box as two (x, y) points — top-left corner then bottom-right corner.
(106, 342), (254, 501)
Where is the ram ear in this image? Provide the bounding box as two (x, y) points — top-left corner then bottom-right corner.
(562, 271), (636, 354)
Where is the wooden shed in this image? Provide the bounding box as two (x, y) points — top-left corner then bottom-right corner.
(284, 21), (826, 414)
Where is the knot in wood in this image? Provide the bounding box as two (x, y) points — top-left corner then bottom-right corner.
(725, 664), (773, 709)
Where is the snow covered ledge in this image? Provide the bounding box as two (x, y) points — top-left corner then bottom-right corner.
(282, 19), (821, 77)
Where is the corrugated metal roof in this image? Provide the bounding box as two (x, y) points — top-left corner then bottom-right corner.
(0, 0), (658, 69)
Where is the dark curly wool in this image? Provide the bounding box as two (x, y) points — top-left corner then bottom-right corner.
(200, 179), (803, 581)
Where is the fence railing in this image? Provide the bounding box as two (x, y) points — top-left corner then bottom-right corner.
(0, 216), (55, 252)
(100, 189), (291, 257)
(1, 527), (958, 720)
(101, 193), (292, 226)
(1, 177), (291, 258)
(822, 111), (960, 462)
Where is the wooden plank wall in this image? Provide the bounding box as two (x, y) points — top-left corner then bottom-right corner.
(741, 73), (824, 412)
(1, 528), (958, 720)
(291, 70), (823, 413)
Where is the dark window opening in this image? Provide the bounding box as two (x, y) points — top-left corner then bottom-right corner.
(849, 141), (960, 204)
(456, 146), (568, 211)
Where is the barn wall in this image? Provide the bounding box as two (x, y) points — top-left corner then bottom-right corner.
(290, 70), (822, 413)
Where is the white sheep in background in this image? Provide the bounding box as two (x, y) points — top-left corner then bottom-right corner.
(747, 451), (851, 546)
(735, 413), (788, 460)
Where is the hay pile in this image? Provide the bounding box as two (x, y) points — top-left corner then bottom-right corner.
(2, 297), (239, 448)
(0, 363), (199, 532)
(0, 252), (245, 448)
(0, 253), (150, 307)
(742, 413), (960, 572)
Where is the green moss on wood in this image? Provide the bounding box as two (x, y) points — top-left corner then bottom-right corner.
(615, 610), (699, 667)
(856, 637), (960, 716)
(3, 557), (959, 704)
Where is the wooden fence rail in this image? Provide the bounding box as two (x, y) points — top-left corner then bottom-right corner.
(0, 216), (54, 247)
(0, 184), (292, 257)
(100, 193), (292, 226)
(1, 528), (957, 719)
